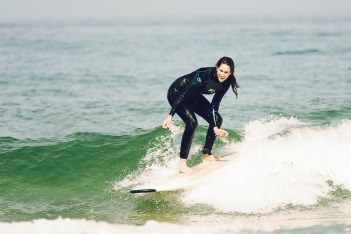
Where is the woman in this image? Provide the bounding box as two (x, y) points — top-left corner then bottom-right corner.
(162, 57), (239, 173)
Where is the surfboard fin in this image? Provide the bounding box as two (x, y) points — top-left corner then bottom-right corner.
(130, 189), (156, 194)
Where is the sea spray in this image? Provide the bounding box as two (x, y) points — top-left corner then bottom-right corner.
(115, 123), (182, 189)
(183, 118), (351, 213)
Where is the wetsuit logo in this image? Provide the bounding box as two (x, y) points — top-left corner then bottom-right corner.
(191, 76), (202, 86)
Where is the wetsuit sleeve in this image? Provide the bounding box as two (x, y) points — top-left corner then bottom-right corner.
(169, 73), (203, 116)
(210, 85), (230, 127)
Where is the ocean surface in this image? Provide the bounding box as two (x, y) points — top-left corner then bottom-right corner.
(1, 15), (351, 233)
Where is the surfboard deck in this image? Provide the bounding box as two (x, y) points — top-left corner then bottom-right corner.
(130, 155), (235, 194)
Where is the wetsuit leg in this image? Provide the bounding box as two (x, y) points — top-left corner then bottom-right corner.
(168, 95), (198, 159)
(189, 95), (223, 155)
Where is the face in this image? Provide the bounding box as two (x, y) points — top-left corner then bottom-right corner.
(216, 64), (231, 82)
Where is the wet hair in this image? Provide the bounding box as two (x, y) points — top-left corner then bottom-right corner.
(216, 56), (239, 99)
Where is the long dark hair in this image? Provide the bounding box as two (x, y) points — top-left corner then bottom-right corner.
(216, 56), (239, 99)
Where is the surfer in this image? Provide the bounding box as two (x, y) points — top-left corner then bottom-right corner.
(162, 57), (239, 173)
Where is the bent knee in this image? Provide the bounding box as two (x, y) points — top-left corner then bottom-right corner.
(186, 120), (198, 130)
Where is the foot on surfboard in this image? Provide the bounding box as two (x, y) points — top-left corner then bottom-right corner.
(202, 154), (223, 162)
(178, 160), (193, 173)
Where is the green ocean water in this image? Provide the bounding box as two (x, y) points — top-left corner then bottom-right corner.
(0, 126), (242, 224)
(1, 15), (351, 233)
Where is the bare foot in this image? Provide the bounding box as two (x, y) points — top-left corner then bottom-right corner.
(202, 154), (217, 162)
(178, 159), (192, 173)
(202, 154), (223, 162)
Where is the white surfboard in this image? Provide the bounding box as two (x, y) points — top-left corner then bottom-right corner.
(130, 155), (236, 193)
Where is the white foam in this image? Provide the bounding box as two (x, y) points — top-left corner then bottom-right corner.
(115, 122), (198, 189)
(183, 118), (351, 213)
(0, 218), (212, 234)
(0, 217), (302, 234)
(115, 117), (351, 213)
(2, 213), (351, 234)
(0, 217), (271, 234)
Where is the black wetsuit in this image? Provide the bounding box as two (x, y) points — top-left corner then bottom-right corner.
(167, 67), (231, 159)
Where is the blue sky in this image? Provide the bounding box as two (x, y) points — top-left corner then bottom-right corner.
(0, 0), (350, 20)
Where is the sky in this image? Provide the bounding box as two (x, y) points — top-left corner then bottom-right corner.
(0, 0), (350, 20)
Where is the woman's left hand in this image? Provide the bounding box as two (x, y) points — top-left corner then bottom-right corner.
(213, 127), (229, 138)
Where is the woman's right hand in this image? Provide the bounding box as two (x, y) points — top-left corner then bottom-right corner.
(213, 127), (229, 138)
(162, 115), (173, 128)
